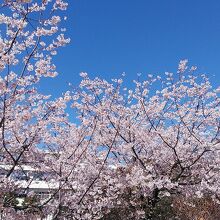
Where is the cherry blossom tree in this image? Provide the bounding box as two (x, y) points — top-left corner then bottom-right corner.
(60, 61), (220, 219)
(0, 0), (70, 219)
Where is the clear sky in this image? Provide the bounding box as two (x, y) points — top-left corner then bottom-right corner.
(40, 0), (220, 97)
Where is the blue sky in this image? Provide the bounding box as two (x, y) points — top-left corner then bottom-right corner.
(40, 0), (220, 97)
